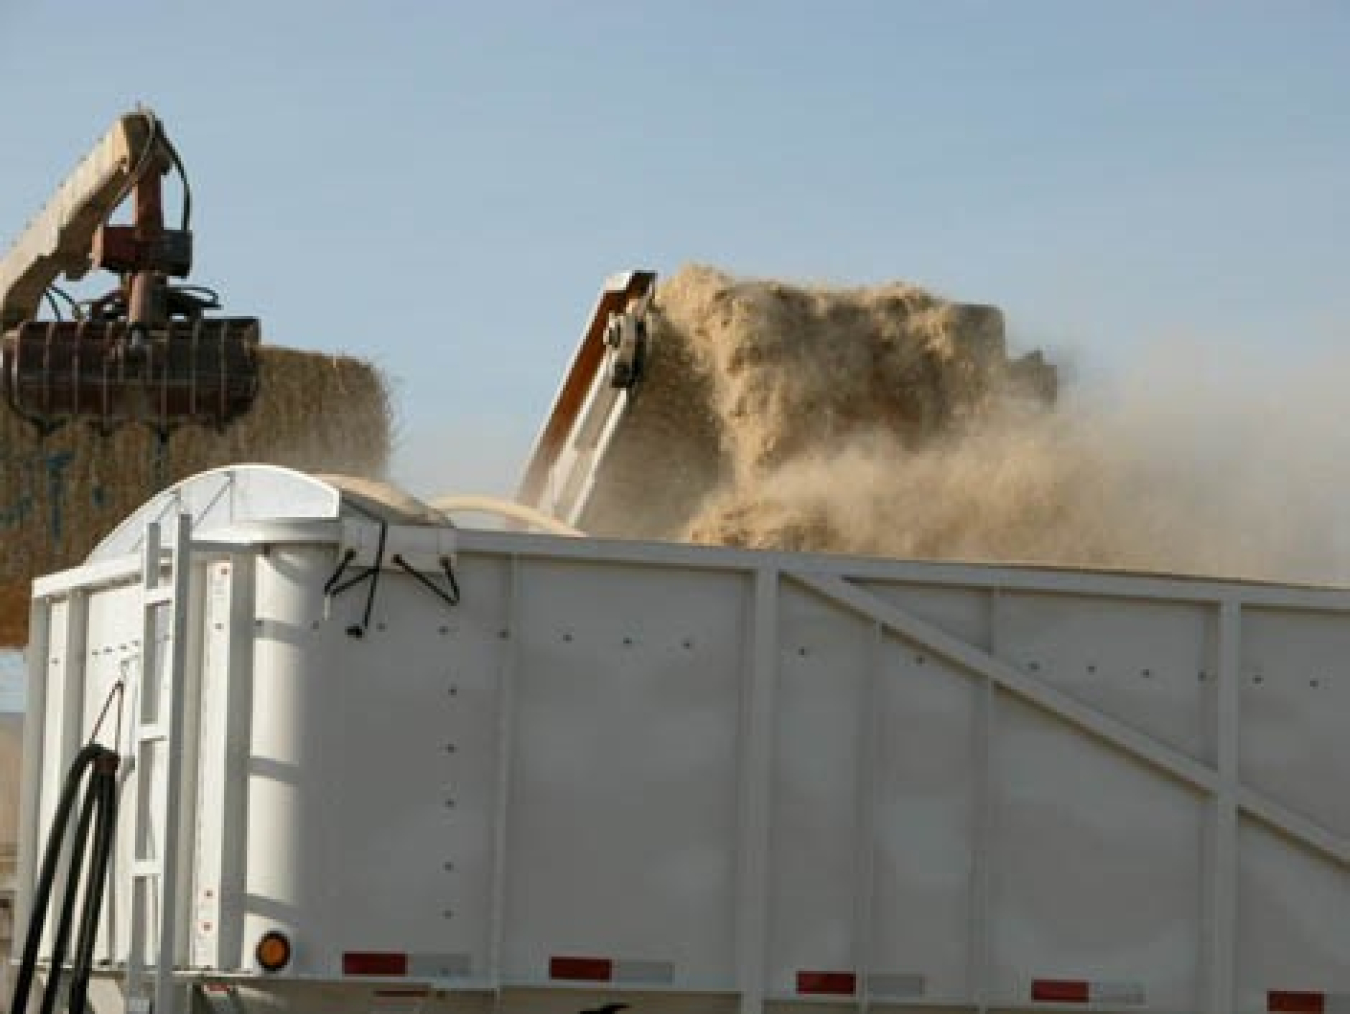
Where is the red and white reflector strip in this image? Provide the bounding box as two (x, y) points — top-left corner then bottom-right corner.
(342, 952), (472, 979)
(796, 971), (857, 996)
(794, 970), (924, 998)
(1031, 979), (1145, 1005)
(1270, 991), (1350, 1013)
(548, 956), (675, 985)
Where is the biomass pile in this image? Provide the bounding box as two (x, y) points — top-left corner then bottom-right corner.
(579, 265), (1350, 585)
(0, 347), (390, 644)
(579, 264), (1056, 547)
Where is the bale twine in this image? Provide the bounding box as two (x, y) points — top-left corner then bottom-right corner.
(0, 346), (391, 645)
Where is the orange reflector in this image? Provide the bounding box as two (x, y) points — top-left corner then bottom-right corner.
(256, 930), (292, 972)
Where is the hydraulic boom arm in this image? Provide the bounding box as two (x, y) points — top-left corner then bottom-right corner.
(0, 112), (162, 330)
(0, 108), (259, 433)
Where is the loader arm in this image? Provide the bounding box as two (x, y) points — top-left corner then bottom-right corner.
(0, 111), (160, 330)
(0, 108), (260, 433)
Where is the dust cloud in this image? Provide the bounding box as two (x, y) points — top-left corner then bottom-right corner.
(593, 265), (1350, 586)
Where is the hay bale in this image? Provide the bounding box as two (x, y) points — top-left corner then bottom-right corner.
(0, 346), (391, 645)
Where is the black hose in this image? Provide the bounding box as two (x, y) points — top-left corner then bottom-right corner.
(11, 744), (103, 1011)
(68, 761), (119, 1014)
(42, 289), (63, 322)
(38, 781), (98, 1014)
(10, 744), (120, 1014)
(159, 128), (192, 232)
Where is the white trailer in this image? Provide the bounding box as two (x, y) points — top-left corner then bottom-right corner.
(13, 465), (1350, 1014)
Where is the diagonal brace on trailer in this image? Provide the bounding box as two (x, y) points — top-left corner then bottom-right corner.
(788, 571), (1350, 869)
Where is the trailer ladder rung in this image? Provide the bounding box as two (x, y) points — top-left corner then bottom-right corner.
(136, 723), (168, 744)
(144, 586), (174, 607)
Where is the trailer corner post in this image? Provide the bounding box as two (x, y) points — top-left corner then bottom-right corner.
(13, 591), (53, 961)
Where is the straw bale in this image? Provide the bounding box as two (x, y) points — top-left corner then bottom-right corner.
(0, 346), (390, 645)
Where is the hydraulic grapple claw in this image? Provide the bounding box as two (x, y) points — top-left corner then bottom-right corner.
(1, 317), (260, 433)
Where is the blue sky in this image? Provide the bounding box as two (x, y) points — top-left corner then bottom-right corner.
(1, 1), (1347, 495)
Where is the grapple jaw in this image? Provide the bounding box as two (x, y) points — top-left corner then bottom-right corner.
(1, 317), (260, 434)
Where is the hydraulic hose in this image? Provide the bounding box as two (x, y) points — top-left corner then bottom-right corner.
(10, 744), (121, 1014)
(11, 744), (105, 1009)
(68, 769), (119, 1014)
(38, 782), (99, 1014)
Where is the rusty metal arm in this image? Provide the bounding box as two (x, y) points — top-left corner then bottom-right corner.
(0, 111), (160, 330)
